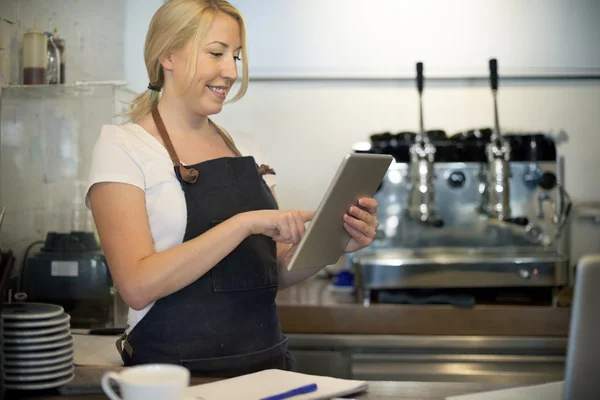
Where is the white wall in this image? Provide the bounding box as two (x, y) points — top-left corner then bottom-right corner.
(0, 0), (597, 271)
(230, 0), (600, 78)
(124, 0), (164, 94)
(213, 78), (600, 269)
(119, 0), (600, 210)
(212, 80), (600, 210)
(5, 0), (598, 212)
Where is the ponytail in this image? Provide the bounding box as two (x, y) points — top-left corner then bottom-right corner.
(125, 59), (164, 122)
(126, 88), (161, 122)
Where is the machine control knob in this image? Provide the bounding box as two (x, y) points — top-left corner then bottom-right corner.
(447, 171), (466, 188)
(518, 269), (531, 280)
(523, 165), (543, 189)
(538, 171), (557, 190)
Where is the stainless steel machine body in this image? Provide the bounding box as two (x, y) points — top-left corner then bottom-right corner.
(352, 60), (570, 305)
(352, 148), (570, 304)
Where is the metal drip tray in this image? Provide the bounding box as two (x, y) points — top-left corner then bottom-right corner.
(356, 247), (567, 267)
(353, 247), (569, 290)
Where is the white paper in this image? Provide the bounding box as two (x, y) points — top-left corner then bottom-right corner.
(184, 369), (368, 400)
(73, 334), (123, 367)
(446, 381), (563, 400)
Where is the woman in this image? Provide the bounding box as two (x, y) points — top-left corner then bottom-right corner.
(86, 0), (379, 377)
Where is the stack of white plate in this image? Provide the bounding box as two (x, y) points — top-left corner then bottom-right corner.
(2, 302), (75, 391)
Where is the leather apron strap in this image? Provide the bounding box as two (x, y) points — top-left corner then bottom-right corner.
(150, 105), (275, 183)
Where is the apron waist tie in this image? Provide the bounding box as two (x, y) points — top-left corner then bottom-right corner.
(116, 333), (133, 358)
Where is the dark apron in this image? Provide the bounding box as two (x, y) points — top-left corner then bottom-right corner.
(117, 110), (294, 377)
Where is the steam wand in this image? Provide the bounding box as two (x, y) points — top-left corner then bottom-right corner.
(485, 59), (512, 220)
(407, 62), (443, 227)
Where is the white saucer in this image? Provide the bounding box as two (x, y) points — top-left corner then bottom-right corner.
(4, 351), (73, 367)
(5, 365), (75, 383)
(3, 372), (74, 391)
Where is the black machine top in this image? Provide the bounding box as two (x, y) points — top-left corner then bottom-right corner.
(367, 129), (557, 163)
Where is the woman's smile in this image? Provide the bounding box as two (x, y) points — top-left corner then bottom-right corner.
(207, 85), (228, 100)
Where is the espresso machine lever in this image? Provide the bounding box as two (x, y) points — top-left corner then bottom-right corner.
(407, 62), (443, 227)
(485, 58), (512, 221)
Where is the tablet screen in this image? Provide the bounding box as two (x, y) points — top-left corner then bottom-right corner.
(286, 153), (393, 272)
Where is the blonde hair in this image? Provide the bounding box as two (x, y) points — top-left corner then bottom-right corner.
(127, 0), (249, 121)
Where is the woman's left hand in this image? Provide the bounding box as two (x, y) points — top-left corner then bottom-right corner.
(343, 197), (379, 253)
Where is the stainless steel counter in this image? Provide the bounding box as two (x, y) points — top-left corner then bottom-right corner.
(287, 333), (565, 384)
(69, 330), (566, 385)
(95, 277), (571, 385)
(277, 278), (570, 384)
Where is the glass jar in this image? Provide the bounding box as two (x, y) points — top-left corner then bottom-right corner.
(45, 31), (61, 84)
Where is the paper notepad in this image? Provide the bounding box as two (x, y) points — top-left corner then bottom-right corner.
(183, 369), (368, 400)
(445, 381), (563, 400)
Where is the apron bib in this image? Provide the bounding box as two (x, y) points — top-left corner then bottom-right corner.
(118, 108), (294, 377)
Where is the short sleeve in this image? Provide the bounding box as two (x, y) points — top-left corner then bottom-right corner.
(84, 125), (145, 209)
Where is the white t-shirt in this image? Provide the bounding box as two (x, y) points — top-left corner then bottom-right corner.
(85, 123), (276, 333)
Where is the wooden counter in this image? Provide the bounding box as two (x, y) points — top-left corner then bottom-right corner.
(8, 366), (520, 400)
(276, 278), (571, 337)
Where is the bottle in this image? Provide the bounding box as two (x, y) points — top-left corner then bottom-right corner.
(45, 31), (60, 84)
(53, 28), (65, 83)
(22, 24), (47, 85)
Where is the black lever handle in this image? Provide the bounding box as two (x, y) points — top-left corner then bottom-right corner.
(419, 217), (444, 228)
(430, 218), (444, 228)
(416, 62), (424, 93)
(489, 58), (498, 91)
(508, 216), (529, 226)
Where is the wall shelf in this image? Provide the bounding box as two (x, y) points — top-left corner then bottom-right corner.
(1, 81), (127, 98)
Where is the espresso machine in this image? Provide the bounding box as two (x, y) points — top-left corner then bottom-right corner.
(353, 60), (571, 306)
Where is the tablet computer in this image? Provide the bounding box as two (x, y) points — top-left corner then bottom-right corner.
(286, 153), (393, 272)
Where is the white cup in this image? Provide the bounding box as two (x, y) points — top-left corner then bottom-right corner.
(101, 364), (190, 400)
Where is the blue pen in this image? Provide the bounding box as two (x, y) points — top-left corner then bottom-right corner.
(260, 383), (318, 400)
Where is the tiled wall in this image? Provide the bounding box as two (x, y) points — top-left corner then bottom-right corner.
(0, 0), (127, 279)
(0, 84), (124, 276)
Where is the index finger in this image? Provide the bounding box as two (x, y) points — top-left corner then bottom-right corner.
(300, 210), (316, 222)
(358, 198), (378, 215)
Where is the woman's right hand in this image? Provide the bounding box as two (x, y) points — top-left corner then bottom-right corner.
(241, 209), (315, 244)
